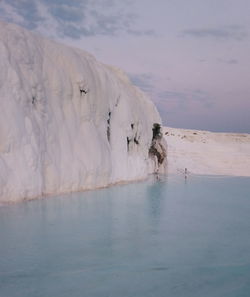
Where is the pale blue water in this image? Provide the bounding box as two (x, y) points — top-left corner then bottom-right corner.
(0, 176), (250, 297)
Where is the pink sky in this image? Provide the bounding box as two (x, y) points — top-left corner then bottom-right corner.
(0, 0), (249, 132)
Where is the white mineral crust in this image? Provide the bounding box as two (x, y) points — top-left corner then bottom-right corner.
(0, 21), (161, 202)
(164, 127), (250, 177)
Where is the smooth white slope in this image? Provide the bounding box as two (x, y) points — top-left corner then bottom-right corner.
(0, 22), (162, 203)
(164, 127), (250, 177)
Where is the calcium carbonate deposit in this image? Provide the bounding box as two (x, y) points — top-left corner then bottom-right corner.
(164, 127), (250, 177)
(0, 21), (166, 203)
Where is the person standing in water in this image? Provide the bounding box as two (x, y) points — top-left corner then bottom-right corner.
(185, 168), (188, 179)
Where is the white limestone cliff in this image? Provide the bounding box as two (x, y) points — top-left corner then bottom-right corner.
(0, 21), (164, 203)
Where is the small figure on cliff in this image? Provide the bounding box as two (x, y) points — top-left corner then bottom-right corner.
(149, 123), (167, 174)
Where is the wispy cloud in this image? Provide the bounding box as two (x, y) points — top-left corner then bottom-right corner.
(217, 58), (238, 64)
(181, 25), (248, 41)
(157, 89), (213, 112)
(49, 5), (84, 23)
(128, 72), (213, 114)
(152, 88), (214, 126)
(1, 0), (44, 30)
(127, 29), (155, 36)
(0, 0), (155, 39)
(129, 73), (156, 93)
(128, 72), (214, 124)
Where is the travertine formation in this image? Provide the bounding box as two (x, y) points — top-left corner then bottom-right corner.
(164, 127), (250, 177)
(0, 21), (164, 202)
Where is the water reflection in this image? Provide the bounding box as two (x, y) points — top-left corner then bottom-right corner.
(146, 178), (166, 221)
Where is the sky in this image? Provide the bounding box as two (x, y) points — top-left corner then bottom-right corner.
(0, 0), (250, 133)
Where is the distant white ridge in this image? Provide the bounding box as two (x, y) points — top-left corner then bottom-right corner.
(164, 127), (250, 177)
(0, 21), (165, 203)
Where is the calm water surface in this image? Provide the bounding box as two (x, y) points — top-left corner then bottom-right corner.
(0, 176), (250, 297)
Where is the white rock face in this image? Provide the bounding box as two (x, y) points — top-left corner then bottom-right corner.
(164, 127), (250, 177)
(0, 21), (162, 203)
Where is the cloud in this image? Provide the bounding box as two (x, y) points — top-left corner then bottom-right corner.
(127, 29), (155, 36)
(0, 0), (154, 39)
(227, 59), (238, 64)
(88, 9), (134, 36)
(129, 73), (156, 93)
(128, 73), (213, 116)
(217, 58), (238, 64)
(49, 5), (85, 23)
(152, 89), (214, 126)
(157, 89), (213, 112)
(181, 25), (248, 41)
(1, 0), (44, 30)
(42, 0), (81, 6)
(128, 72), (214, 122)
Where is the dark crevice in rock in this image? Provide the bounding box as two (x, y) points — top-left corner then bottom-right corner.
(134, 137), (139, 145)
(79, 87), (88, 96)
(32, 96), (36, 105)
(107, 111), (111, 143)
(127, 137), (131, 152)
